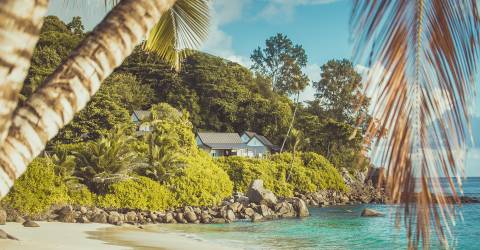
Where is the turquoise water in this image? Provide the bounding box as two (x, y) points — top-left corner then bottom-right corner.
(158, 177), (480, 249)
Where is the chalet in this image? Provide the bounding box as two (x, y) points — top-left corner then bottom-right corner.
(131, 110), (152, 135)
(241, 131), (278, 157)
(196, 131), (277, 158)
(196, 132), (247, 157)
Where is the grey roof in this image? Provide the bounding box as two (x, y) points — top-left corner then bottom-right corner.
(243, 131), (274, 147)
(132, 110), (151, 121)
(206, 143), (246, 150)
(197, 132), (245, 149)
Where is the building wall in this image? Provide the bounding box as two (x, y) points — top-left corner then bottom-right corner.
(139, 123), (152, 132)
(247, 146), (270, 157)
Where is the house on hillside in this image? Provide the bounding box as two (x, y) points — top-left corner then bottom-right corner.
(196, 132), (247, 157)
(196, 131), (277, 158)
(131, 110), (152, 135)
(241, 131), (278, 157)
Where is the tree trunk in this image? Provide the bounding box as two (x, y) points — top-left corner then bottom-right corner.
(0, 0), (177, 197)
(280, 91), (300, 152)
(0, 0), (48, 145)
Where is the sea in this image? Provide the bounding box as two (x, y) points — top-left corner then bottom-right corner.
(154, 177), (480, 249)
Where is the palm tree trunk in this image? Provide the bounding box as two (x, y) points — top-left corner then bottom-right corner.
(0, 0), (48, 145)
(0, 0), (177, 197)
(280, 91), (300, 152)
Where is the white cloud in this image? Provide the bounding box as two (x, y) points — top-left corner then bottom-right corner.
(259, 0), (340, 21)
(200, 0), (252, 67)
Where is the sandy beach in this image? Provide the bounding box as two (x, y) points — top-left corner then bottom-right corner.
(0, 222), (239, 250)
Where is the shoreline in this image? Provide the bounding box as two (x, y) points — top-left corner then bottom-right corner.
(0, 222), (240, 250)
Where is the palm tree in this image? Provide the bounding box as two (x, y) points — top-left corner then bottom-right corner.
(351, 1), (480, 248)
(0, 0), (209, 197)
(74, 126), (138, 192)
(0, 0), (49, 145)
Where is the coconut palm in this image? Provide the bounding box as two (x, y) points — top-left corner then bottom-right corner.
(351, 1), (480, 248)
(0, 0), (209, 197)
(0, 0), (49, 145)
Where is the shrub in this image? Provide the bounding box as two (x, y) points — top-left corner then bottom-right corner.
(97, 176), (174, 211)
(301, 152), (347, 192)
(137, 103), (197, 183)
(2, 158), (70, 216)
(74, 126), (138, 193)
(217, 156), (293, 197)
(68, 184), (96, 206)
(168, 152), (233, 207)
(219, 152), (347, 198)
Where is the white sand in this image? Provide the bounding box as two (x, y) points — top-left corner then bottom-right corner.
(0, 222), (240, 250)
(0, 222), (123, 250)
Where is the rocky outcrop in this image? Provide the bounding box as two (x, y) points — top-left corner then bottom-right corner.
(23, 221), (40, 227)
(292, 198), (309, 217)
(247, 180), (278, 206)
(361, 208), (384, 217)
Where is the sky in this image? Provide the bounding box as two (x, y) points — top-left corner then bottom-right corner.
(48, 0), (480, 176)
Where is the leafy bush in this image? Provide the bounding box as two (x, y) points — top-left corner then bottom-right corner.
(74, 126), (138, 193)
(97, 176), (174, 211)
(168, 152), (233, 207)
(216, 156), (293, 197)
(68, 184), (96, 206)
(301, 152), (347, 192)
(219, 152), (347, 198)
(2, 158), (70, 216)
(137, 103), (197, 183)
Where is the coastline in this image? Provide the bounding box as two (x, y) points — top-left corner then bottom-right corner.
(0, 222), (239, 250)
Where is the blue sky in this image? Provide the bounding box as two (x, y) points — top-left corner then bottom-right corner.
(48, 0), (480, 176)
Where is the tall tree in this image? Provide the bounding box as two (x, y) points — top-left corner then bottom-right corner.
(250, 33), (309, 95)
(313, 59), (369, 125)
(0, 0), (209, 197)
(66, 16), (85, 36)
(352, 1), (480, 247)
(251, 33), (309, 152)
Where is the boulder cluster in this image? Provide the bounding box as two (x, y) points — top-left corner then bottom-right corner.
(297, 168), (386, 207)
(1, 179), (309, 227)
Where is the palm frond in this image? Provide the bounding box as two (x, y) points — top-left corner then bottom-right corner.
(144, 0), (209, 70)
(351, 0), (480, 248)
(99, 0), (209, 70)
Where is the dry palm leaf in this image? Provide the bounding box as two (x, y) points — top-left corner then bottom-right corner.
(351, 0), (479, 248)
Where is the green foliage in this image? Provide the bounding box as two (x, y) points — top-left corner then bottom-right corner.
(2, 158), (70, 216)
(168, 152), (233, 207)
(137, 103), (197, 182)
(66, 16), (84, 36)
(101, 73), (155, 111)
(68, 184), (96, 206)
(73, 126), (138, 192)
(218, 152), (346, 198)
(312, 59), (370, 125)
(53, 92), (134, 144)
(97, 176), (174, 211)
(217, 156), (293, 197)
(251, 33), (309, 95)
(301, 152), (347, 192)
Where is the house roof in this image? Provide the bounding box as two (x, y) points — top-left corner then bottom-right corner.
(243, 131), (274, 147)
(197, 132), (245, 149)
(132, 110), (151, 121)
